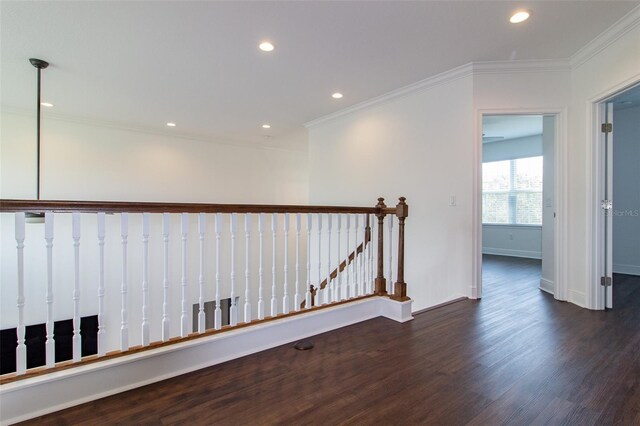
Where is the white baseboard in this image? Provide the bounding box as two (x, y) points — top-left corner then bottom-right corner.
(613, 264), (640, 276)
(568, 289), (587, 308)
(0, 297), (411, 425)
(539, 278), (554, 295)
(482, 248), (542, 259)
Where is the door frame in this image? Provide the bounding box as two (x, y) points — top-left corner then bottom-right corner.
(472, 107), (568, 301)
(588, 77), (640, 310)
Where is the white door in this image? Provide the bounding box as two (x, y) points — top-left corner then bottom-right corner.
(603, 102), (614, 309)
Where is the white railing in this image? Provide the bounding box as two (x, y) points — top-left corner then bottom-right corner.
(0, 197), (407, 380)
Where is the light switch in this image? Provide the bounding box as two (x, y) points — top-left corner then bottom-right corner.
(449, 196), (456, 207)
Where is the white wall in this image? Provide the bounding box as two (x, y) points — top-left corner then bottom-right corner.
(482, 224), (542, 259)
(482, 132), (544, 259)
(541, 115), (556, 290)
(1, 112), (308, 203)
(613, 105), (640, 275)
(309, 75), (474, 312)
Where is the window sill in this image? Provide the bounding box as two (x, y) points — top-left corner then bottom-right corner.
(482, 223), (542, 229)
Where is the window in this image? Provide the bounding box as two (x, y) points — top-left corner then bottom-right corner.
(482, 156), (543, 225)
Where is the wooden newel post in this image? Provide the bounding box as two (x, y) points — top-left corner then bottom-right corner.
(392, 197), (410, 301)
(374, 197), (387, 295)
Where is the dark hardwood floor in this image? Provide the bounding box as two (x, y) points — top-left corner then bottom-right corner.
(22, 255), (640, 425)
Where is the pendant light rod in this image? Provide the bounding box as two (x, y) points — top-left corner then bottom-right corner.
(29, 58), (49, 201)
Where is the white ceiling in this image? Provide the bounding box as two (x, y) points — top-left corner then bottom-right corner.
(482, 115), (543, 142)
(1, 1), (638, 149)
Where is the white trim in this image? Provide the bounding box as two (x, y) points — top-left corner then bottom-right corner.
(570, 5), (640, 70)
(482, 224), (542, 229)
(473, 59), (571, 74)
(0, 297), (411, 425)
(482, 248), (541, 260)
(539, 278), (554, 295)
(0, 107), (308, 154)
(568, 290), (587, 308)
(412, 297), (467, 315)
(474, 108), (568, 303)
(613, 264), (640, 276)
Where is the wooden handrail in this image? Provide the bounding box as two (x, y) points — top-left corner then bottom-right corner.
(0, 199), (381, 215)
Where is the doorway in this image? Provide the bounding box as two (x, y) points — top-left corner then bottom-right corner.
(596, 84), (640, 309)
(480, 115), (555, 299)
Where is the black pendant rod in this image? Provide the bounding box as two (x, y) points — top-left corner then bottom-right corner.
(29, 58), (49, 201)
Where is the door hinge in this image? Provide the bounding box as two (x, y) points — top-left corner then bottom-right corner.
(601, 123), (612, 133)
(601, 276), (612, 286)
(601, 200), (612, 210)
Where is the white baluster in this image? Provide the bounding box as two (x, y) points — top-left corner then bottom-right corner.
(180, 213), (189, 337)
(44, 212), (55, 367)
(282, 213), (290, 314)
(353, 214), (360, 297)
(161, 214), (170, 341)
(198, 213), (206, 333)
(15, 212), (26, 374)
(214, 213), (222, 330)
(388, 215), (394, 294)
(294, 213), (302, 311)
(72, 212), (82, 361)
(141, 213), (150, 346)
(305, 214), (312, 308)
(369, 214), (375, 294)
(244, 214), (252, 323)
(336, 214), (342, 302)
(345, 215), (351, 299)
(326, 214), (332, 304)
(120, 213), (129, 351)
(97, 213), (106, 356)
(230, 213), (238, 326)
(317, 214), (322, 305)
(361, 214), (367, 295)
(258, 213), (265, 320)
(270, 214), (277, 316)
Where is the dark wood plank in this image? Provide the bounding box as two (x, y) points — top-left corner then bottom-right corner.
(20, 255), (640, 425)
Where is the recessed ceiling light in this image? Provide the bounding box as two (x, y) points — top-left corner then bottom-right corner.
(510, 10), (531, 24)
(40, 102), (54, 107)
(332, 92), (343, 99)
(262, 124), (271, 129)
(259, 41), (275, 52)
(166, 122), (176, 127)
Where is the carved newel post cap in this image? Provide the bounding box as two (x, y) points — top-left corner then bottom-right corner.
(396, 197), (409, 218)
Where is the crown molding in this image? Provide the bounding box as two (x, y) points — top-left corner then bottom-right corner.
(472, 59), (571, 75)
(570, 4), (640, 70)
(305, 59), (570, 128)
(305, 62), (474, 128)
(0, 107), (307, 153)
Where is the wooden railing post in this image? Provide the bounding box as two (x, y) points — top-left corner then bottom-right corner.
(374, 198), (387, 296)
(391, 197), (409, 301)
